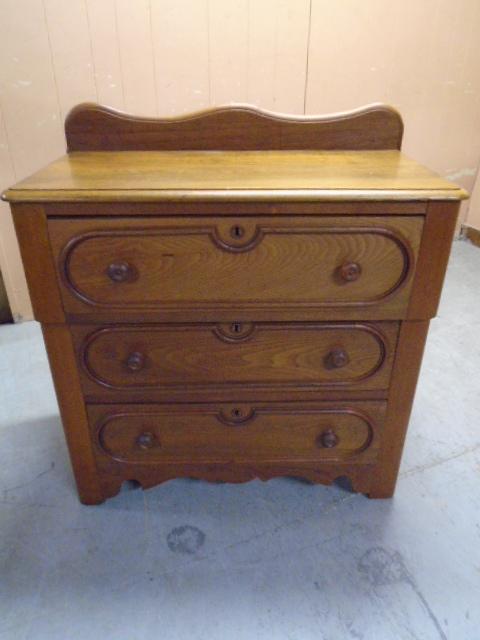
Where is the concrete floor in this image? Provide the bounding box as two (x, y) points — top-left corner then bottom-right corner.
(1, 240), (479, 640)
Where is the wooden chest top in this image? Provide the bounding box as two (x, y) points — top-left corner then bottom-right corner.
(3, 103), (467, 204)
(4, 149), (467, 204)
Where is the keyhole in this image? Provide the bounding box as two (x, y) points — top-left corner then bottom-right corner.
(230, 225), (245, 239)
(232, 408), (243, 418)
(231, 322), (243, 334)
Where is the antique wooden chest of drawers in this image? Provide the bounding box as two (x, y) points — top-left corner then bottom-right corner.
(3, 103), (467, 504)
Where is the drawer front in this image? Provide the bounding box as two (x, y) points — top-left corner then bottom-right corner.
(74, 322), (397, 397)
(89, 401), (385, 464)
(49, 216), (423, 319)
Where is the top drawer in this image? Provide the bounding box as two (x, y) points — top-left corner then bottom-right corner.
(48, 215), (423, 321)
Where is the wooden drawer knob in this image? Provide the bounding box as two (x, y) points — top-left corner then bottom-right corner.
(327, 347), (349, 369)
(107, 261), (133, 283)
(125, 351), (145, 372)
(319, 429), (339, 449)
(339, 261), (361, 282)
(136, 432), (157, 450)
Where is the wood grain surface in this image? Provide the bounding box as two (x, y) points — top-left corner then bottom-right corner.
(73, 321), (398, 397)
(407, 200), (460, 319)
(42, 324), (103, 504)
(4, 149), (467, 203)
(11, 203), (65, 323)
(49, 215), (423, 319)
(41, 200), (428, 217)
(64, 102), (404, 152)
(368, 320), (429, 498)
(89, 401), (385, 465)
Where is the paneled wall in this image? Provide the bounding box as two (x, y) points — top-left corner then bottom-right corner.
(1, 0), (479, 320)
(467, 170), (480, 230)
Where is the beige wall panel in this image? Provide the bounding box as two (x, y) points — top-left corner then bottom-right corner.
(245, 0), (277, 111)
(306, 0), (397, 111)
(396, 0), (480, 225)
(0, 0), (479, 318)
(151, 0), (209, 116)
(0, 105), (32, 321)
(86, 0), (125, 110)
(306, 0), (480, 224)
(44, 0), (97, 119)
(0, 0), (64, 321)
(0, 105), (16, 312)
(248, 0), (310, 113)
(208, 0), (249, 105)
(115, 0), (157, 116)
(466, 170), (480, 230)
(0, 202), (32, 321)
(0, 0), (64, 180)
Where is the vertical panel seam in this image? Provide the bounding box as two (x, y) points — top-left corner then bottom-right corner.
(41, 0), (64, 122)
(303, 0), (313, 115)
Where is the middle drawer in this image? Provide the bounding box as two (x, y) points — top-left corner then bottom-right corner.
(73, 321), (398, 402)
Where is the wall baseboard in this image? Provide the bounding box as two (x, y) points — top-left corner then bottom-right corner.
(460, 225), (480, 248)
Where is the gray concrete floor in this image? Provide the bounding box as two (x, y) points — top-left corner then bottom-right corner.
(1, 240), (479, 640)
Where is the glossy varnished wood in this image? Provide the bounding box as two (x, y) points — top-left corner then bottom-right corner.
(65, 103), (404, 152)
(4, 150), (467, 203)
(43, 201), (428, 216)
(48, 215), (423, 320)
(89, 401), (385, 468)
(72, 321), (398, 399)
(42, 324), (103, 504)
(5, 103), (467, 503)
(407, 200), (460, 319)
(97, 459), (377, 501)
(368, 321), (430, 498)
(11, 204), (65, 323)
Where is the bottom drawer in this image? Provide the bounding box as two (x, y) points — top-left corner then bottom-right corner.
(88, 401), (385, 465)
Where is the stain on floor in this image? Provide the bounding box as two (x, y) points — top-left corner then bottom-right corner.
(167, 525), (206, 555)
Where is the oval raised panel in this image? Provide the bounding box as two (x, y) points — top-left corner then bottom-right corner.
(95, 404), (379, 464)
(81, 322), (396, 392)
(60, 217), (419, 311)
